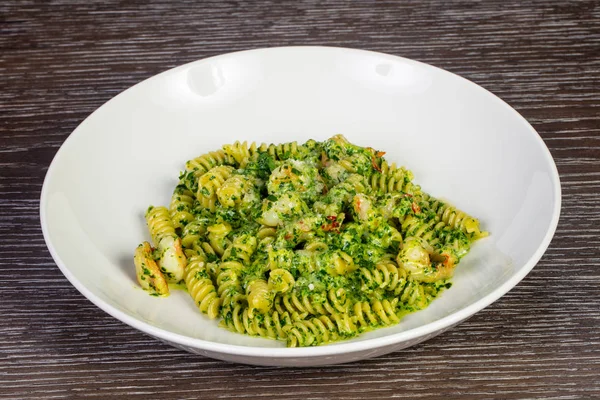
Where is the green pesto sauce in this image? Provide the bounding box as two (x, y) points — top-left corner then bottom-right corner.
(144, 135), (487, 347)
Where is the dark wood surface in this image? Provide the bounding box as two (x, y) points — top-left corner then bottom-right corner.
(2, 1), (599, 398)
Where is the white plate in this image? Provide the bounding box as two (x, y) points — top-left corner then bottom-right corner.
(41, 47), (561, 366)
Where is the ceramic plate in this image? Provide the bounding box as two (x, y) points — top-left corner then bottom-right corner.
(41, 47), (561, 366)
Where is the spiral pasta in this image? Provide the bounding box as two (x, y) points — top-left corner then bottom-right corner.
(216, 175), (248, 208)
(184, 150), (233, 192)
(352, 299), (400, 329)
(321, 250), (357, 276)
(246, 279), (272, 317)
(223, 141), (255, 168)
(399, 213), (475, 262)
(429, 200), (488, 239)
(143, 206), (186, 282)
(285, 312), (357, 347)
(197, 165), (235, 212)
(262, 141), (301, 161)
(169, 184), (195, 230)
(221, 306), (297, 340)
(184, 256), (221, 319)
(360, 257), (405, 292)
(369, 161), (419, 195)
(216, 260), (246, 312)
(134, 135), (488, 347)
(274, 287), (350, 316)
(145, 206), (176, 244)
(268, 269), (295, 293)
(396, 279), (431, 310)
(222, 234), (257, 265)
(207, 222), (232, 257)
(180, 221), (206, 251)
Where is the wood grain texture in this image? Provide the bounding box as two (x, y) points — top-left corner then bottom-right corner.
(1, 0), (599, 398)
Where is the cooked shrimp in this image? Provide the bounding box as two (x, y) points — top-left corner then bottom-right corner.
(267, 159), (324, 201)
(353, 193), (371, 222)
(156, 235), (186, 282)
(397, 236), (456, 283)
(134, 242), (169, 296)
(274, 214), (321, 248)
(323, 162), (347, 185)
(259, 192), (307, 227)
(352, 193), (385, 231)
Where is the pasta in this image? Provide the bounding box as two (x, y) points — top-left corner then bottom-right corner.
(184, 255), (221, 319)
(133, 135), (488, 346)
(169, 184), (195, 230)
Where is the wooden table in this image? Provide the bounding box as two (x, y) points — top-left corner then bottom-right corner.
(2, 1), (599, 398)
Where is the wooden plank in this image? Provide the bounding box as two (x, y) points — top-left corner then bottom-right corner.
(1, 0), (599, 398)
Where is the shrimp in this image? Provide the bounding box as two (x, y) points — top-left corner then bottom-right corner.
(156, 235), (187, 282)
(274, 214), (321, 249)
(134, 242), (169, 296)
(397, 237), (456, 283)
(267, 160), (304, 192)
(267, 160), (324, 202)
(323, 162), (348, 185)
(314, 173), (367, 216)
(259, 192), (307, 227)
(352, 193), (388, 231)
(353, 193), (372, 222)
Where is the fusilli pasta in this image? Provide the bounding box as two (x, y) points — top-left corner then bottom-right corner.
(133, 135), (488, 346)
